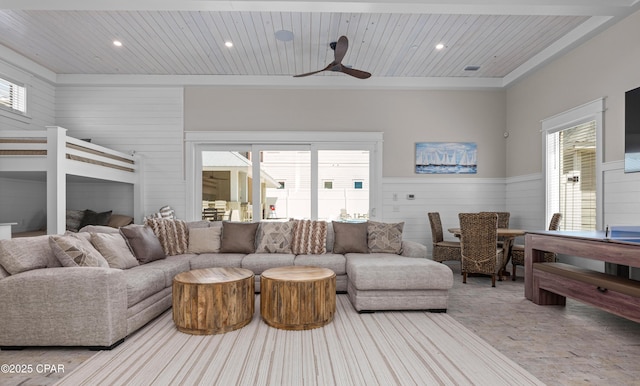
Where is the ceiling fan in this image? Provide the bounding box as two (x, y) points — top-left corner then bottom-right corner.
(293, 36), (371, 79)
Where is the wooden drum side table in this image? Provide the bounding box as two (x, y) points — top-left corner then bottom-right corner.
(260, 266), (336, 330)
(172, 267), (254, 335)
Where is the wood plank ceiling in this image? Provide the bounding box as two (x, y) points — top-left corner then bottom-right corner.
(0, 1), (638, 87)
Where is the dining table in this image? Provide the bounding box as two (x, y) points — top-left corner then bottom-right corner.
(447, 227), (526, 277)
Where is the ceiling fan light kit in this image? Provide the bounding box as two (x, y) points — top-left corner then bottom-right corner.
(294, 36), (371, 79)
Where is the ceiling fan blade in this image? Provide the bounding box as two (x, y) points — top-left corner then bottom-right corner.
(334, 36), (348, 64)
(340, 66), (372, 79)
(293, 62), (335, 77)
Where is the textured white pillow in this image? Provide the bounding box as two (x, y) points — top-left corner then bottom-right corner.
(187, 226), (222, 254)
(91, 232), (139, 269)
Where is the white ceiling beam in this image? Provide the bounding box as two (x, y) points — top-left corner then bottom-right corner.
(55, 73), (504, 90)
(0, 0), (637, 16)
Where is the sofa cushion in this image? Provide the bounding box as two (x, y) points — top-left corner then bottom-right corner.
(346, 254), (453, 291)
(294, 253), (346, 275)
(332, 221), (368, 254)
(367, 221), (404, 254)
(256, 221), (295, 253)
(143, 256), (192, 287)
(0, 239), (48, 274)
(49, 234), (109, 268)
(189, 253), (245, 270)
(120, 225), (166, 264)
(79, 224), (121, 234)
(144, 218), (189, 256)
(90, 232), (139, 269)
(0, 235), (61, 276)
(241, 253), (295, 274)
(121, 265), (167, 307)
(187, 226), (222, 254)
(291, 220), (327, 255)
(220, 222), (259, 254)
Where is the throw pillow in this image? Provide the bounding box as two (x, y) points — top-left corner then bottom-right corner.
(187, 226), (222, 254)
(332, 221), (368, 254)
(291, 220), (327, 255)
(90, 232), (139, 269)
(0, 239), (48, 275)
(107, 214), (134, 228)
(144, 218), (189, 256)
(65, 209), (86, 232)
(256, 221), (295, 253)
(79, 209), (113, 228)
(49, 234), (109, 268)
(367, 221), (404, 253)
(120, 224), (166, 264)
(219, 221), (259, 254)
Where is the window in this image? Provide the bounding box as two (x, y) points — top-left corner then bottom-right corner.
(543, 99), (603, 231)
(0, 76), (26, 114)
(185, 131), (382, 222)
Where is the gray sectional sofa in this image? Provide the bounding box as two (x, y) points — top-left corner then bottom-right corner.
(0, 219), (453, 349)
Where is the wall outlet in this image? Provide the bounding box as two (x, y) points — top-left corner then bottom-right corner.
(392, 206), (400, 212)
(407, 194), (415, 200)
(392, 193), (398, 201)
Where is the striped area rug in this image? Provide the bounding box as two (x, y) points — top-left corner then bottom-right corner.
(56, 295), (542, 386)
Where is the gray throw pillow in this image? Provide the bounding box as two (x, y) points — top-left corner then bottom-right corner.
(120, 224), (166, 264)
(66, 209), (86, 232)
(187, 226), (222, 254)
(220, 222), (260, 254)
(91, 232), (139, 269)
(332, 221), (368, 254)
(80, 209), (112, 228)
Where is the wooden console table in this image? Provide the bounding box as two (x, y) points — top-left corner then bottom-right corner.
(525, 230), (640, 322)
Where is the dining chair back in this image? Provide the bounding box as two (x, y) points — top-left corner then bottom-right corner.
(428, 212), (461, 264)
(510, 212), (562, 280)
(459, 212), (504, 287)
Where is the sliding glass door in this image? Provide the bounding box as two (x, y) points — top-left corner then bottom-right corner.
(185, 132), (382, 222)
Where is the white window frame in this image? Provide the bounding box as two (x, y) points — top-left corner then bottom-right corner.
(185, 131), (383, 222)
(541, 98), (604, 230)
(0, 73), (29, 122)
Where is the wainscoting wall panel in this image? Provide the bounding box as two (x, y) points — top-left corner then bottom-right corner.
(381, 177), (507, 255)
(55, 87), (185, 220)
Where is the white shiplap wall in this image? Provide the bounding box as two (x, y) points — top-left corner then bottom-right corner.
(382, 177), (507, 256)
(55, 87), (185, 220)
(0, 176), (47, 233)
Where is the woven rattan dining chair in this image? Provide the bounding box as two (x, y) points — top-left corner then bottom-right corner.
(428, 212), (461, 266)
(510, 213), (562, 281)
(459, 212), (505, 287)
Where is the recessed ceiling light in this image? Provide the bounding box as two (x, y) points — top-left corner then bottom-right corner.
(113, 40), (123, 47)
(464, 65), (481, 71)
(225, 41), (233, 48)
(275, 30), (294, 42)
(435, 43), (445, 50)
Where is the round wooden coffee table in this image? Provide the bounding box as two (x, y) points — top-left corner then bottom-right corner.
(260, 266), (336, 330)
(172, 267), (254, 335)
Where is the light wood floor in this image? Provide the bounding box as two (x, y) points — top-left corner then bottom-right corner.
(2, 262), (639, 385)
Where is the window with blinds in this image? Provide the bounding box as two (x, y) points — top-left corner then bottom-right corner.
(0, 76), (27, 114)
(546, 121), (596, 231)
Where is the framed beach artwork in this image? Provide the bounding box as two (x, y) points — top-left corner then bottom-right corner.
(415, 142), (477, 174)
